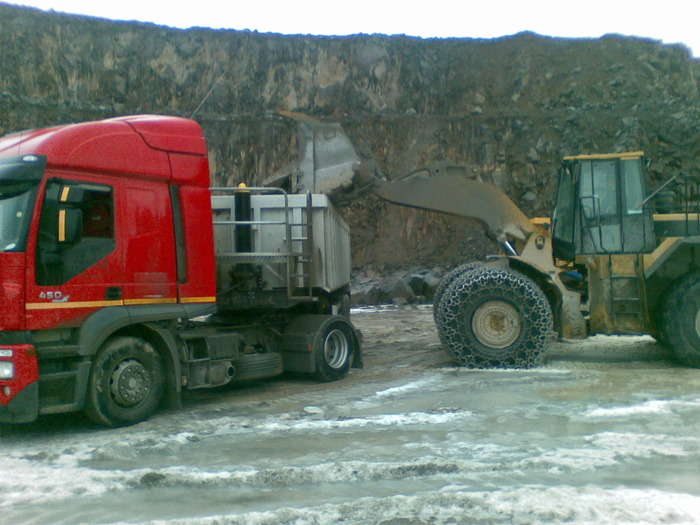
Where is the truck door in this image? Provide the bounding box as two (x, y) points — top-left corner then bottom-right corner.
(121, 180), (177, 304)
(28, 177), (121, 329)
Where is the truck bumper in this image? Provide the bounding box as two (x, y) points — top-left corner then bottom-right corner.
(0, 381), (39, 423)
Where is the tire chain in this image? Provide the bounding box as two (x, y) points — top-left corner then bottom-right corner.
(432, 262), (485, 324)
(435, 266), (552, 368)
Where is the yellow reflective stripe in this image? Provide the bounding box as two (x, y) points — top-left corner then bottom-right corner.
(58, 209), (66, 242)
(27, 300), (123, 310)
(60, 186), (71, 202)
(180, 296), (217, 304)
(123, 298), (178, 305)
(26, 297), (215, 310)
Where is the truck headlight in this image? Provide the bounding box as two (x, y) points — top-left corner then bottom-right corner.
(0, 349), (13, 357)
(0, 361), (14, 380)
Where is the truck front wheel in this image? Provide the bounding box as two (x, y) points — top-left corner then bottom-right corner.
(85, 336), (165, 426)
(660, 272), (700, 367)
(436, 266), (552, 368)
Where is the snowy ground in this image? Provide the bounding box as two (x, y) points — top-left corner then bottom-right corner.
(1, 305), (700, 525)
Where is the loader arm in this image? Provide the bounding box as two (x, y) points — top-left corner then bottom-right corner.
(373, 173), (537, 249)
(266, 112), (536, 252)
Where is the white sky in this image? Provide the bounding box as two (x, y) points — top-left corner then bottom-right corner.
(8, 0), (700, 58)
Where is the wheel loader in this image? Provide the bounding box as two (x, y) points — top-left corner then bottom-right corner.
(270, 113), (700, 369)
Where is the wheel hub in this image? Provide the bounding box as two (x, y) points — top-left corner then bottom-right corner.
(471, 300), (521, 348)
(324, 329), (349, 369)
(110, 359), (151, 407)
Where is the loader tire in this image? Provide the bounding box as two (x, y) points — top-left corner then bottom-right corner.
(432, 262), (484, 323)
(436, 266), (552, 368)
(660, 272), (700, 367)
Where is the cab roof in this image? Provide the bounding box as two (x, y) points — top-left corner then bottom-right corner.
(0, 115), (210, 186)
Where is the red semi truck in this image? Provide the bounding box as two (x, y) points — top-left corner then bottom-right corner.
(0, 114), (361, 426)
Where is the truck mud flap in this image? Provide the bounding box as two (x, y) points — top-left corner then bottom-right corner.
(280, 314), (362, 374)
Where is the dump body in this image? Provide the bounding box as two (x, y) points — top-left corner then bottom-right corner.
(212, 192), (351, 301)
(0, 115), (359, 426)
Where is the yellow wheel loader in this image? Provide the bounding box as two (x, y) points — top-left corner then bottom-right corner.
(271, 114), (700, 368)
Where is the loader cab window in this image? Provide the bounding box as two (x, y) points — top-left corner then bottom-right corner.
(551, 165), (577, 261)
(36, 180), (115, 285)
(573, 156), (654, 256)
(579, 160), (618, 220)
(621, 158), (645, 215)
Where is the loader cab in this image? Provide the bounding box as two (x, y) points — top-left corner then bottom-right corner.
(551, 152), (655, 260)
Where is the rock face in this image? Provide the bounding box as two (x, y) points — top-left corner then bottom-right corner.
(2, 4), (700, 272)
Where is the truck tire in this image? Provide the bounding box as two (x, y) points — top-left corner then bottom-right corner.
(660, 272), (700, 367)
(84, 336), (165, 427)
(433, 262), (484, 323)
(313, 319), (356, 382)
(436, 266), (552, 368)
(231, 353), (284, 382)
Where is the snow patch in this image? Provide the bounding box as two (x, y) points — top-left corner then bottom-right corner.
(585, 398), (700, 418)
(0, 455), (128, 508)
(372, 377), (441, 398)
(516, 431), (697, 473)
(228, 410), (474, 435)
(107, 485), (700, 525)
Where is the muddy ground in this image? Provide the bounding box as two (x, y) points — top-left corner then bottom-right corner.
(1, 306), (700, 524)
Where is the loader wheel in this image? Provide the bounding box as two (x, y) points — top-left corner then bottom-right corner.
(436, 266), (552, 368)
(432, 262), (484, 323)
(313, 319), (356, 382)
(660, 272), (700, 367)
(85, 336), (164, 427)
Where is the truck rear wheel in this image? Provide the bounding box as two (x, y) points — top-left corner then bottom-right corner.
(84, 336), (165, 427)
(660, 272), (700, 367)
(313, 319), (356, 382)
(436, 266), (552, 368)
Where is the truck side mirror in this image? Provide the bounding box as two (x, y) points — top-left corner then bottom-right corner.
(58, 207), (83, 245)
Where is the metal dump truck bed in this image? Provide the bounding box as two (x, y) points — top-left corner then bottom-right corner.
(211, 189), (351, 310)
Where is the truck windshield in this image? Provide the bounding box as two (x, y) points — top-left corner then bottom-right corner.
(0, 155), (45, 252)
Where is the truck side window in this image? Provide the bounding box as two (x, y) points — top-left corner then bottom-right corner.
(36, 181), (116, 285)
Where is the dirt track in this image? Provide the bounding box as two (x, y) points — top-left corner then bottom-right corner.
(2, 305), (700, 525)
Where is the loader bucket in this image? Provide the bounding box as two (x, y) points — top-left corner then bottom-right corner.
(263, 112), (380, 204)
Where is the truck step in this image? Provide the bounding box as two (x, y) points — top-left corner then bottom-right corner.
(609, 274), (643, 318)
(37, 344), (82, 358)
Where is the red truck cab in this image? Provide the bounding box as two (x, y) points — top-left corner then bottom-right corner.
(0, 116), (218, 423)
